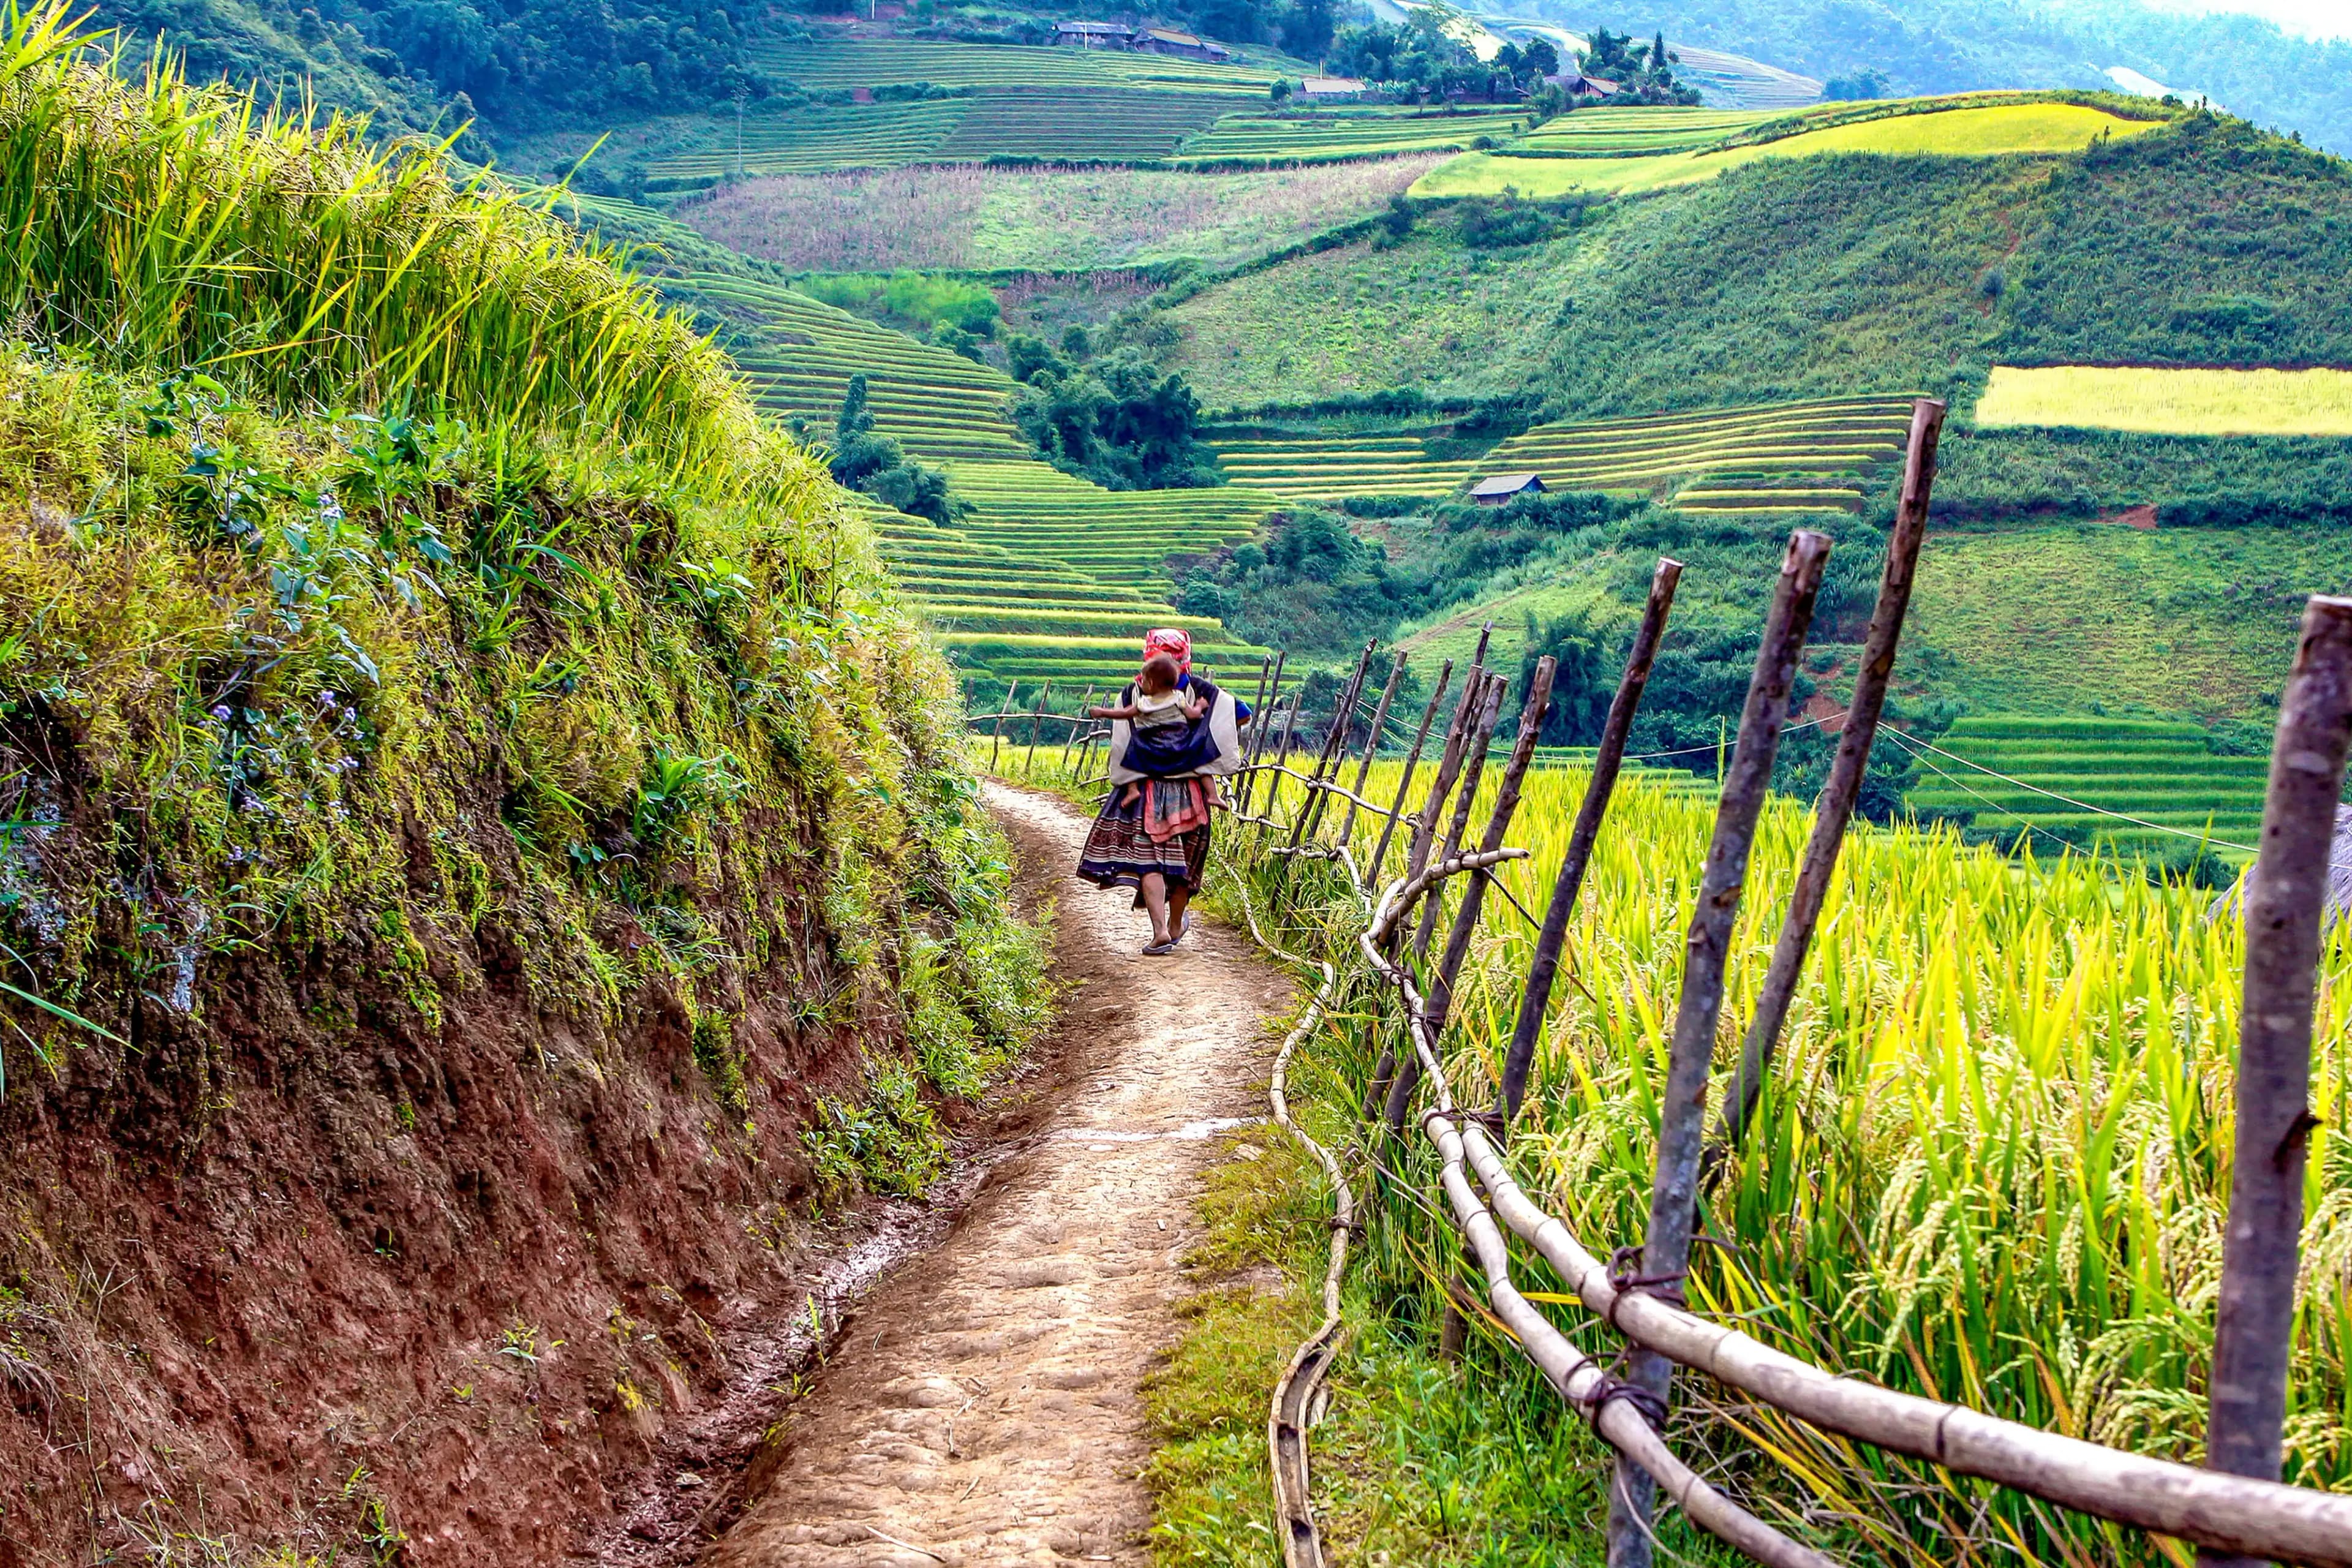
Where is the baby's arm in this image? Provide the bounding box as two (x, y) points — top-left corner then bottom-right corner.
(1183, 693), (1210, 719)
(1090, 701), (1141, 720)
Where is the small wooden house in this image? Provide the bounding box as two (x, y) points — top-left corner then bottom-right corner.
(1134, 27), (1232, 61)
(1469, 472), (1547, 505)
(1300, 75), (1368, 99)
(1055, 21), (1133, 47)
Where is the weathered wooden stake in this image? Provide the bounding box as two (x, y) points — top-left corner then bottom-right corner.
(1365, 664), (1475, 1123)
(1385, 674), (1507, 1137)
(1714, 401), (1943, 1161)
(1610, 530), (1831, 1568)
(1366, 660), (1454, 892)
(1427, 657), (1557, 1036)
(1059, 687), (1096, 777)
(1292, 642), (1375, 850)
(1499, 559), (1683, 1122)
(1240, 650), (1286, 814)
(1262, 696), (1303, 824)
(1028, 681), (1053, 779)
(989, 681), (1019, 772)
(1340, 650), (1409, 851)
(2201, 593), (2352, 1568)
(1414, 673), (1507, 965)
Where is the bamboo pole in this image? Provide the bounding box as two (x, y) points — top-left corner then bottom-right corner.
(1498, 558), (1682, 1122)
(1716, 399), (1945, 1159)
(1306, 641), (1379, 843)
(1450, 1112), (2352, 1568)
(1413, 673), (1507, 965)
(2202, 592), (2352, 1568)
(1426, 656), (1556, 1035)
(1611, 529), (1831, 1568)
(1366, 660), (1453, 892)
(1339, 650), (1408, 851)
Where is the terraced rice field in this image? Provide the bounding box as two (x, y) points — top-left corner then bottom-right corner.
(1973, 364), (2352, 437)
(1207, 396), (1920, 510)
(690, 274), (1031, 459)
(643, 88), (1259, 182)
(1208, 430), (1482, 499)
(1515, 105), (1774, 155)
(677, 276), (1282, 685)
(941, 459), (1280, 589)
(1902, 715), (2265, 861)
(1176, 106), (1528, 160)
(1483, 396), (1919, 508)
(754, 39), (1278, 93)
(1412, 100), (2163, 199)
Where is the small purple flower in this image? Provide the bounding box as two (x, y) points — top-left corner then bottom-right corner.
(210, 704), (231, 721)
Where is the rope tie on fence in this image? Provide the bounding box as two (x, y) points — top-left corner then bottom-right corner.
(1605, 1243), (1690, 1322)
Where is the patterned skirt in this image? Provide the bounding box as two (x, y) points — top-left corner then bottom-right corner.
(1076, 783), (1211, 905)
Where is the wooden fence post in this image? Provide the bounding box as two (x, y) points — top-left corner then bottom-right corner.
(1292, 642), (1375, 850)
(1240, 650), (1286, 815)
(1368, 659), (1453, 892)
(1499, 559), (1683, 1122)
(1610, 530), (1831, 1568)
(1060, 687), (1096, 778)
(989, 681), (1019, 772)
(1426, 657), (1556, 1035)
(1262, 696), (1303, 825)
(2201, 593), (2352, 1568)
(1340, 650), (1409, 853)
(1385, 673), (1508, 1137)
(1716, 399), (1945, 1159)
(1028, 681), (1052, 780)
(1414, 672), (1508, 964)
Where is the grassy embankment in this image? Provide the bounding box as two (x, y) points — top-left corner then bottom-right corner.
(0, 9), (1066, 1553)
(979, 744), (2352, 1564)
(0, 0), (1051, 1128)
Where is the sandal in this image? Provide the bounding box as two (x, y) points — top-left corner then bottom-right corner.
(1143, 938), (1178, 956)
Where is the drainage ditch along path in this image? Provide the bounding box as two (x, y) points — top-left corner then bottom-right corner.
(704, 783), (1290, 1567)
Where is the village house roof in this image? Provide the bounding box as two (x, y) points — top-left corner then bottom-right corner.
(1469, 472), (1547, 499)
(1055, 20), (1132, 35)
(1300, 75), (1367, 96)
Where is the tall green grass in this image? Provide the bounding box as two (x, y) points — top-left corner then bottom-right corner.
(1147, 747), (2350, 1564)
(0, 1), (748, 473)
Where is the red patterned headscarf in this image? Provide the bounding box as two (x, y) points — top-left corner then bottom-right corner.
(1143, 627), (1192, 676)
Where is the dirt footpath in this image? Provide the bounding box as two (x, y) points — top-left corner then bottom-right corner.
(704, 783), (1287, 1567)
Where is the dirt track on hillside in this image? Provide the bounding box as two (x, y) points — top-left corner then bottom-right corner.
(700, 783), (1287, 1567)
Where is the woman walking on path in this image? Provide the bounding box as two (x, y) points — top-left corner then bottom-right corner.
(1074, 628), (1251, 954)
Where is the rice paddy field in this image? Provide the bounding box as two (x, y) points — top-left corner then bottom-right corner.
(1904, 715), (2267, 858)
(1173, 105), (1529, 161)
(1207, 396), (1920, 510)
(1208, 753), (2352, 1563)
(639, 88), (1261, 185)
(1412, 101), (2163, 199)
(1974, 364), (2352, 437)
(676, 157), (1442, 273)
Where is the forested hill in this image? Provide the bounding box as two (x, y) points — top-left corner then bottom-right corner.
(91, 0), (764, 145)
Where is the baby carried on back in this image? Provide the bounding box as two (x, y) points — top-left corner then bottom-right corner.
(1087, 633), (1250, 839)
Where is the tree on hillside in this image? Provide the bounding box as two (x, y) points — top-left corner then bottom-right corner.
(827, 374), (957, 524)
(1008, 341), (1219, 491)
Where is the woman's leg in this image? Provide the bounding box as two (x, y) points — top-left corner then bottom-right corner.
(1138, 872), (1174, 948)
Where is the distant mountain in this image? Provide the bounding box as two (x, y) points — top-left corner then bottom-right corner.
(1524, 0), (2352, 152)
